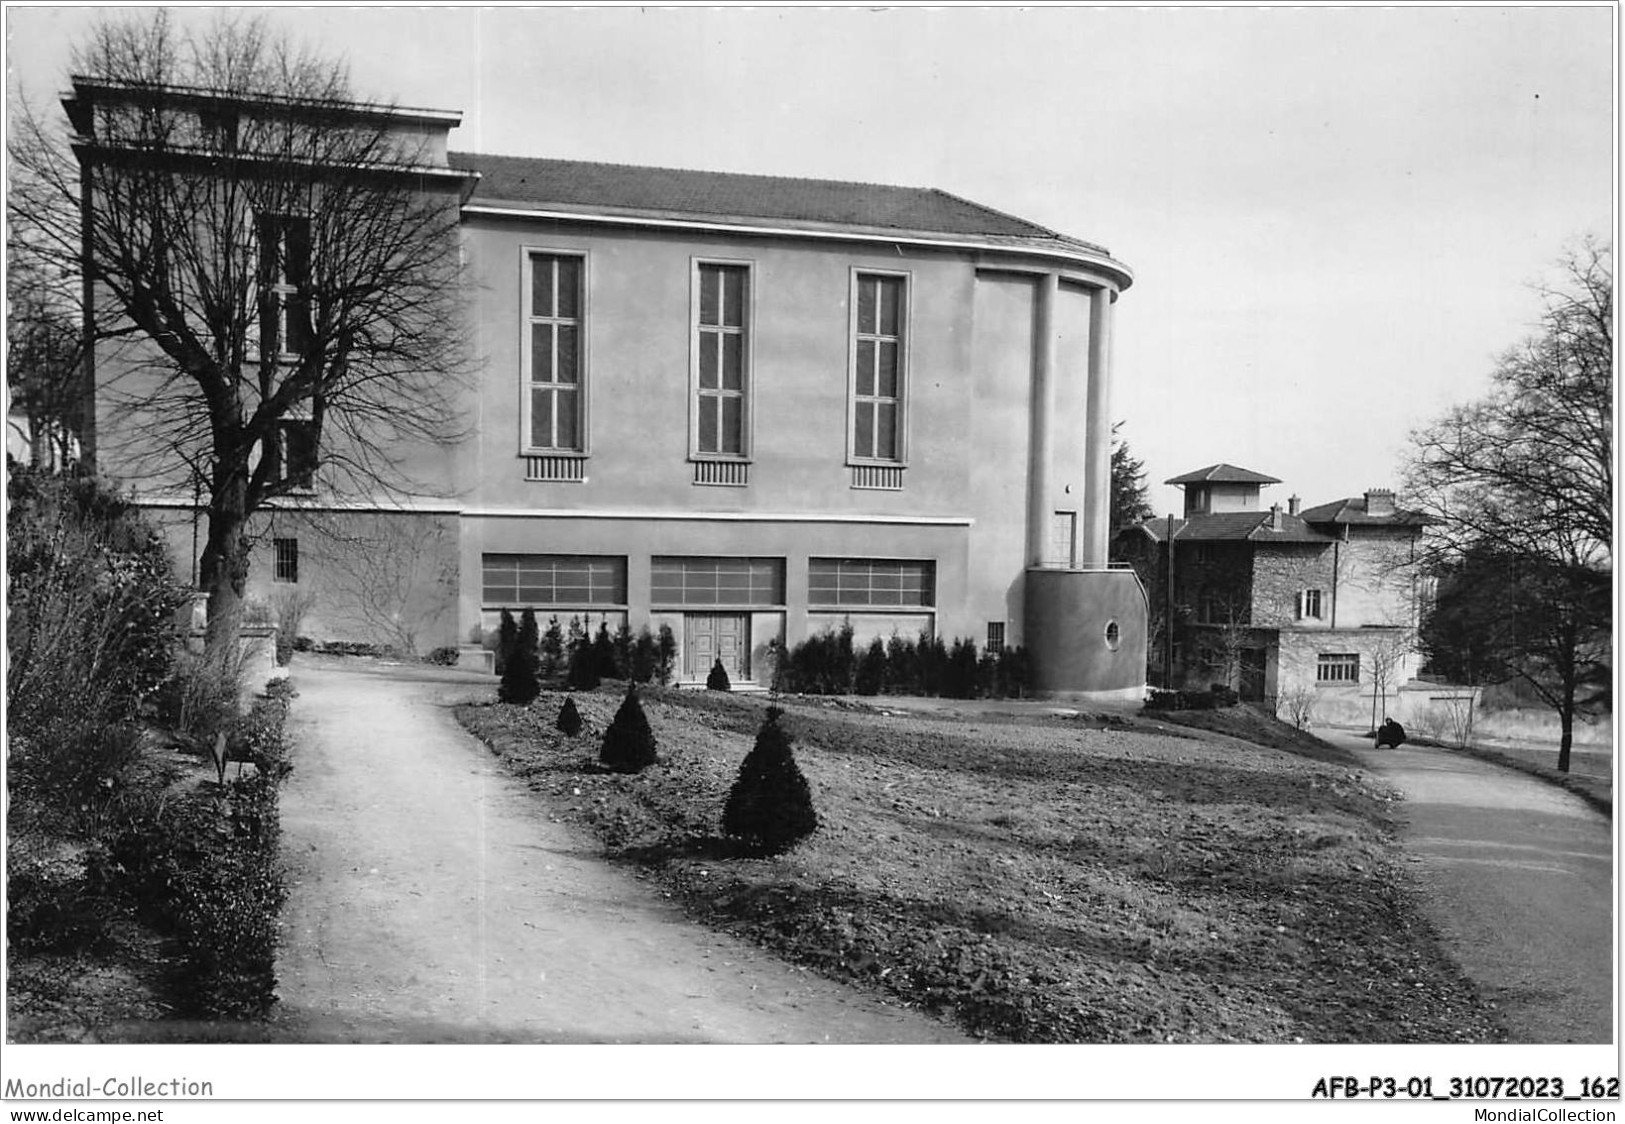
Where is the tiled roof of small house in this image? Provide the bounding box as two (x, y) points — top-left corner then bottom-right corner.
(1129, 511), (1335, 544)
(1298, 497), (1428, 527)
(1164, 464), (1282, 486)
(448, 151), (1116, 259)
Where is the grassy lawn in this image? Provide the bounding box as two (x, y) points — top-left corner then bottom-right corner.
(456, 687), (1503, 1044)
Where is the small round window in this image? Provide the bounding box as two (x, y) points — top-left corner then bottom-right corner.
(1104, 620), (1121, 650)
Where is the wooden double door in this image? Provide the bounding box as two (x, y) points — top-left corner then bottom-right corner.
(684, 612), (750, 681)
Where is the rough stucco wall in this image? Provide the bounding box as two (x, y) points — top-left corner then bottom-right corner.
(138, 506), (462, 654)
(1275, 626), (1424, 721)
(1187, 483), (1266, 515)
(1333, 528), (1422, 628)
(266, 511), (461, 654)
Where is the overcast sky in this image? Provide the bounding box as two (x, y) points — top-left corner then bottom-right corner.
(5, 4), (1614, 516)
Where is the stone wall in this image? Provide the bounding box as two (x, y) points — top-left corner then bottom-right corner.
(1250, 544), (1335, 628)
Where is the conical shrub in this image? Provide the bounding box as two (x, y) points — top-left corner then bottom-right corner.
(599, 684), (657, 774)
(556, 696), (583, 736)
(723, 707), (817, 853)
(707, 658), (732, 691)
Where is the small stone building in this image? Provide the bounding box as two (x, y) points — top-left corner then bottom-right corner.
(1116, 464), (1430, 724)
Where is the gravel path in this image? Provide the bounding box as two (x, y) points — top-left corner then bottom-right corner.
(1329, 731), (1613, 1044)
(271, 657), (970, 1043)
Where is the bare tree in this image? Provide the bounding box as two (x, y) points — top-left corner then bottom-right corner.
(8, 11), (473, 651)
(1362, 624), (1417, 732)
(1194, 595), (1255, 694)
(1277, 682), (1318, 731)
(6, 281), (86, 470)
(1407, 239), (1612, 771)
(7, 215), (88, 469)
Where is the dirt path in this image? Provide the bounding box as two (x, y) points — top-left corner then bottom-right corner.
(271, 657), (970, 1043)
(1326, 731), (1614, 1044)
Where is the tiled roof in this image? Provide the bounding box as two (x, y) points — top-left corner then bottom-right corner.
(449, 151), (1113, 254)
(1298, 497), (1428, 527)
(1130, 512), (1334, 544)
(1164, 464), (1282, 486)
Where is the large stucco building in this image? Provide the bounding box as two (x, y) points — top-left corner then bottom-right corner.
(73, 79), (1147, 699)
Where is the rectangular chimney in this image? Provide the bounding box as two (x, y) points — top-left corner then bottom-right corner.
(1365, 489), (1395, 516)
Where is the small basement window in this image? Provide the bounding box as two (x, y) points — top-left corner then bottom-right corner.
(1317, 653), (1359, 684)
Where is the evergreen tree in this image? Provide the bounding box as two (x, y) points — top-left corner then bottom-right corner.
(555, 695), (583, 737)
(945, 637), (980, 699)
(707, 658), (732, 691)
(495, 608), (518, 676)
(655, 624), (678, 685)
(567, 636), (601, 691)
(612, 622), (635, 680)
(886, 632), (920, 695)
(599, 685), (657, 773)
(723, 708), (818, 853)
(519, 608), (539, 658)
(540, 615), (565, 682)
(499, 609), (541, 704)
(592, 621), (618, 680)
(854, 637), (887, 696)
(832, 620), (857, 694)
(1110, 421), (1155, 541)
(631, 626), (658, 683)
(919, 633), (948, 696)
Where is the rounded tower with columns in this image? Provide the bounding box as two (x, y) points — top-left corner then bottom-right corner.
(1018, 261), (1148, 704)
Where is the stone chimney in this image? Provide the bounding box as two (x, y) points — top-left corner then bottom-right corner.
(1269, 502), (1283, 531)
(1288, 494), (1301, 516)
(1364, 488), (1395, 516)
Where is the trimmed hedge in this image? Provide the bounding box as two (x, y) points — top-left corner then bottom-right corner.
(1144, 685), (1242, 712)
(772, 626), (1031, 700)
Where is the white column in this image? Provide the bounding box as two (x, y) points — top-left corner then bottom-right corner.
(1080, 285), (1115, 567)
(1025, 272), (1059, 567)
